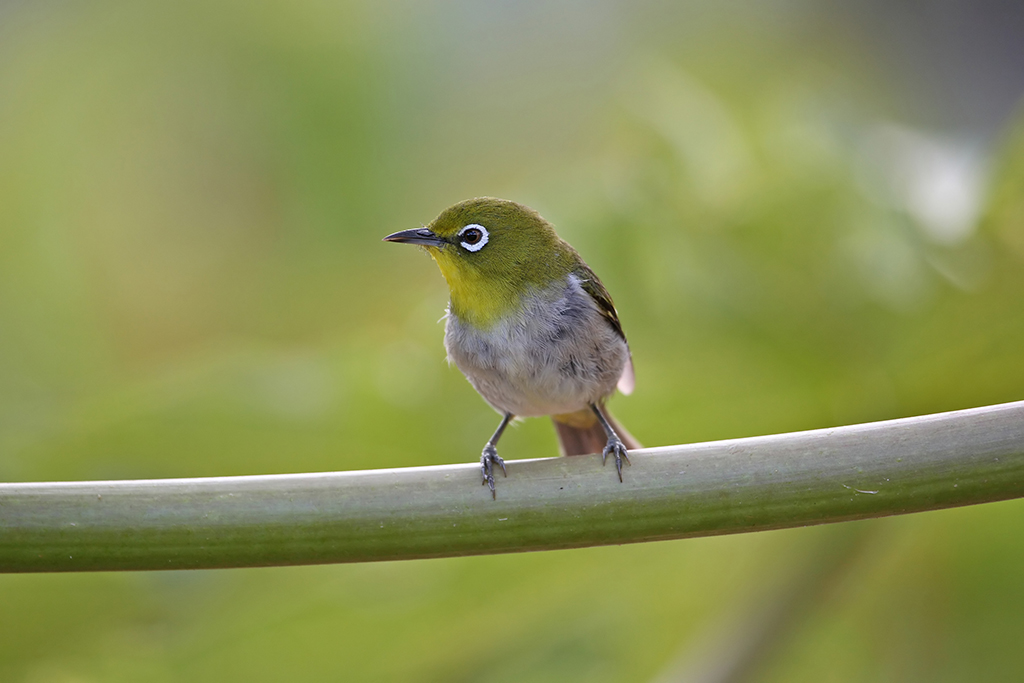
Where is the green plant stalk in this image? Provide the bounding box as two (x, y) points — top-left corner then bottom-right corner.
(2, 401), (1023, 573)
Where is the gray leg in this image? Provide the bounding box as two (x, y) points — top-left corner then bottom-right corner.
(481, 413), (512, 499)
(591, 404), (631, 482)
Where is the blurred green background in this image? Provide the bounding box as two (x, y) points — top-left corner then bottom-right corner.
(2, 0), (1024, 680)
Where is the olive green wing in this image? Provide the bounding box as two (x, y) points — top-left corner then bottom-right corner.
(574, 264), (635, 395)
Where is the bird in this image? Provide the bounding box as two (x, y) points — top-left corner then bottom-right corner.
(383, 197), (639, 498)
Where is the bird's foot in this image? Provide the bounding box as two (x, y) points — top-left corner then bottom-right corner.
(480, 444), (507, 499)
(601, 435), (631, 482)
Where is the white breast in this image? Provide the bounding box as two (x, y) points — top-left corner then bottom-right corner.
(444, 274), (630, 417)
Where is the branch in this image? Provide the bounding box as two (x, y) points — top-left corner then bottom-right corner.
(2, 401), (1023, 573)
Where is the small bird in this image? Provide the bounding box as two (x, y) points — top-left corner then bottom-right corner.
(384, 197), (640, 497)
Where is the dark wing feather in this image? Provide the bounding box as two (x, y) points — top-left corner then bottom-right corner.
(574, 264), (626, 341)
(577, 266), (630, 397)
(574, 262), (635, 394)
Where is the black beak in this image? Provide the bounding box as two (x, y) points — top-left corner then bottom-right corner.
(382, 228), (446, 247)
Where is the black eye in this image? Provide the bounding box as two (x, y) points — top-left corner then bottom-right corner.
(458, 223), (490, 252)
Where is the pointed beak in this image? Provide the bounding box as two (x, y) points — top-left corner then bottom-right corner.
(382, 228), (446, 248)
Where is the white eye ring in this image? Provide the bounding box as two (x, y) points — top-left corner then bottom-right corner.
(458, 224), (489, 252)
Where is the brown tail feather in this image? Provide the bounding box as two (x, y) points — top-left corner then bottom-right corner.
(552, 406), (641, 457)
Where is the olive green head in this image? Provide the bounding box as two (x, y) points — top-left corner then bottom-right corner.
(383, 197), (579, 329)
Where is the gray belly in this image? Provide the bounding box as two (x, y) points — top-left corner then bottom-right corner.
(444, 276), (629, 417)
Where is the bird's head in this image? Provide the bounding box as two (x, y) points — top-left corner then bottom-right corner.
(384, 198), (576, 328)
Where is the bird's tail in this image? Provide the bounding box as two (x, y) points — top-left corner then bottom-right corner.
(551, 405), (641, 457)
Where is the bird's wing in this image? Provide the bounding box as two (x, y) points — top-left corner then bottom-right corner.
(574, 264), (626, 341)
(574, 264), (635, 395)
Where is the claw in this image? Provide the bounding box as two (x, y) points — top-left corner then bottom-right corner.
(480, 444), (506, 499)
(601, 436), (631, 482)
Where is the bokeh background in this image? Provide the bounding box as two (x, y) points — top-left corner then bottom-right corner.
(2, 0), (1024, 680)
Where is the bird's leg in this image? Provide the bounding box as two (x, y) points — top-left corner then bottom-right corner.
(591, 403), (631, 482)
(481, 412), (512, 499)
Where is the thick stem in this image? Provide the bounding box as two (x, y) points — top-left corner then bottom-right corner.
(2, 401), (1023, 573)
